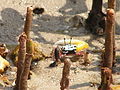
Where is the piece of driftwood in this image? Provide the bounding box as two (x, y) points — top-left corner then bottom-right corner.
(104, 9), (115, 68)
(14, 33), (27, 90)
(60, 58), (71, 90)
(98, 67), (113, 90)
(20, 39), (33, 90)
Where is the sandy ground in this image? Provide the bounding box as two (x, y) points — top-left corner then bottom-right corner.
(0, 0), (120, 90)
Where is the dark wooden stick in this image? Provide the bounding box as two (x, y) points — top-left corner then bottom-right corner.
(14, 33), (27, 90)
(60, 58), (71, 90)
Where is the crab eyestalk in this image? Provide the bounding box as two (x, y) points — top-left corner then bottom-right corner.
(64, 38), (66, 45)
(70, 37), (72, 45)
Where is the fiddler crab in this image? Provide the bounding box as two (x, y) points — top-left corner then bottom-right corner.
(49, 38), (90, 67)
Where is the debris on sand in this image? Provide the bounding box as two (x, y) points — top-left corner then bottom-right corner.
(0, 74), (11, 87)
(0, 56), (10, 73)
(10, 40), (47, 65)
(0, 44), (9, 58)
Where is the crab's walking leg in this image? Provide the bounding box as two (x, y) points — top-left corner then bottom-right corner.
(83, 51), (90, 66)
